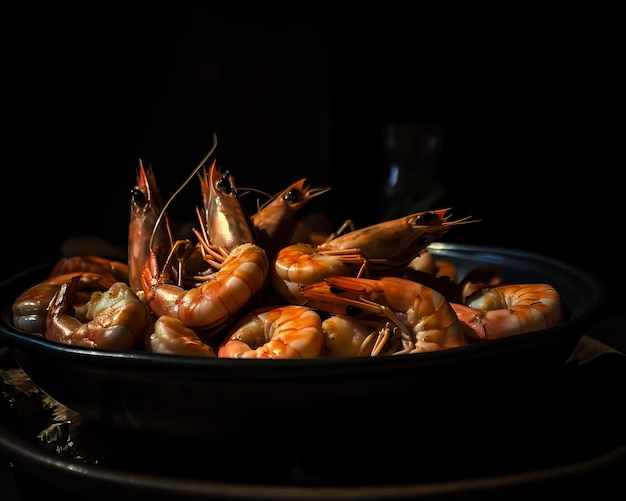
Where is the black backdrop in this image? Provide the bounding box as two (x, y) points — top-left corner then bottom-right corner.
(2, 2), (621, 305)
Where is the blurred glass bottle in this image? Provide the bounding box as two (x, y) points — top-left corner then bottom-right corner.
(380, 122), (446, 220)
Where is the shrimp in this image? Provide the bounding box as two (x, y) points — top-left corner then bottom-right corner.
(301, 275), (466, 354)
(218, 305), (324, 358)
(12, 272), (117, 334)
(250, 178), (331, 260)
(184, 160), (258, 280)
(128, 159), (176, 293)
(45, 277), (154, 350)
(450, 283), (563, 340)
(197, 159), (257, 252)
(272, 208), (472, 304)
(147, 315), (217, 357)
(49, 255), (129, 283)
(142, 242), (269, 331)
(320, 315), (393, 357)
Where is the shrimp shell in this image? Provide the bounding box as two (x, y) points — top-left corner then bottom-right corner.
(251, 178), (331, 260)
(12, 272), (117, 334)
(301, 275), (466, 354)
(128, 160), (175, 292)
(142, 242), (269, 331)
(198, 159), (257, 252)
(271, 208), (474, 304)
(148, 315), (217, 357)
(45, 278), (154, 350)
(320, 315), (391, 357)
(218, 305), (324, 359)
(451, 283), (563, 340)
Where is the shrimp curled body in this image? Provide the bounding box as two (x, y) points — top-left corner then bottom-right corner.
(142, 242), (269, 330)
(451, 283), (563, 340)
(12, 272), (117, 334)
(302, 276), (466, 354)
(218, 305), (324, 358)
(45, 278), (154, 350)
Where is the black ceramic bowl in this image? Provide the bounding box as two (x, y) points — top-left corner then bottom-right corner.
(0, 243), (610, 484)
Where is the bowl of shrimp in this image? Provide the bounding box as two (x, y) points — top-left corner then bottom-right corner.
(0, 156), (611, 485)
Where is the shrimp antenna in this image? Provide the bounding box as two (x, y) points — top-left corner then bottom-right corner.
(150, 132), (218, 250)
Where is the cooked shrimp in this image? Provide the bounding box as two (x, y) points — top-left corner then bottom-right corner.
(250, 178), (331, 260)
(198, 159), (257, 252)
(12, 272), (117, 334)
(45, 277), (154, 350)
(301, 275), (466, 354)
(147, 315), (217, 357)
(128, 159), (176, 293)
(320, 315), (392, 357)
(271, 209), (474, 303)
(183, 160), (258, 280)
(142, 242), (269, 331)
(218, 305), (324, 358)
(50, 255), (129, 283)
(450, 283), (563, 340)
(271, 242), (364, 304)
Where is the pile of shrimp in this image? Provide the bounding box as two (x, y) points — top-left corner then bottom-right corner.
(11, 140), (564, 358)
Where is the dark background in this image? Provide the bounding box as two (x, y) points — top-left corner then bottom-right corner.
(2, 2), (621, 306)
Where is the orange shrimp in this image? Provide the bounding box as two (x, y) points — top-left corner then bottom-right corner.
(12, 272), (117, 334)
(142, 242), (269, 331)
(320, 315), (393, 357)
(301, 275), (466, 354)
(147, 315), (217, 357)
(250, 178), (331, 260)
(128, 159), (176, 293)
(197, 159), (257, 252)
(218, 305), (324, 358)
(271, 209), (472, 304)
(450, 283), (563, 340)
(183, 159), (258, 280)
(45, 277), (154, 350)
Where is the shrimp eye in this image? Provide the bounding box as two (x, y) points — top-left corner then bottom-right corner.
(417, 235), (431, 246)
(216, 172), (235, 195)
(130, 187), (148, 208)
(415, 212), (441, 225)
(283, 189), (302, 203)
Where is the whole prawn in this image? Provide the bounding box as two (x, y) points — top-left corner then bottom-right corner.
(142, 241), (269, 331)
(301, 275), (466, 354)
(451, 283), (563, 340)
(272, 208), (472, 304)
(45, 276), (154, 350)
(250, 178), (331, 261)
(218, 304), (324, 358)
(128, 159), (176, 293)
(12, 272), (117, 334)
(184, 159), (258, 280)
